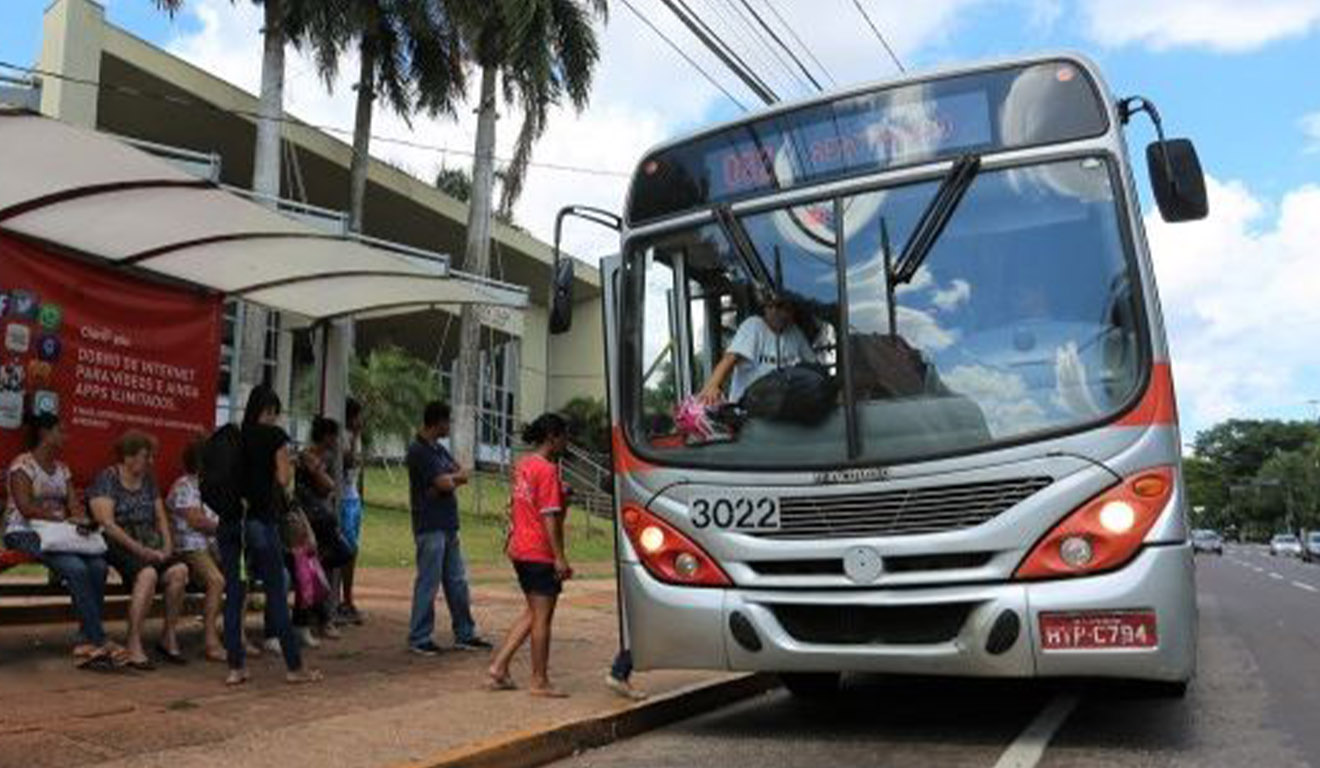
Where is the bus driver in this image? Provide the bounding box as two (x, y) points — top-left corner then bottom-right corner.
(697, 292), (818, 405)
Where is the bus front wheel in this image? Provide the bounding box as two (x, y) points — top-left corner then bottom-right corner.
(780, 672), (841, 699)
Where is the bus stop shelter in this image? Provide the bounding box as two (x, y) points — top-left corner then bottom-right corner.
(0, 108), (528, 322)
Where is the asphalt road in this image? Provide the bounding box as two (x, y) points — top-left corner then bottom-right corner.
(556, 546), (1320, 768)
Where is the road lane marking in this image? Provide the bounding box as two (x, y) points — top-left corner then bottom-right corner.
(1293, 581), (1319, 593)
(992, 694), (1079, 768)
(1269, 573), (1284, 580)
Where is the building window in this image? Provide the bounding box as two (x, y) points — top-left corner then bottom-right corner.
(217, 300), (240, 426)
(262, 311), (281, 387)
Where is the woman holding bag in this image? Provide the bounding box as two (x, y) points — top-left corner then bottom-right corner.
(2, 413), (118, 670)
(89, 431), (191, 671)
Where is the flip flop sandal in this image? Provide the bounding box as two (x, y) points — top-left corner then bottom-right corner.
(126, 658), (156, 672)
(225, 669), (249, 687)
(76, 652), (119, 672)
(486, 675), (518, 691)
(155, 644), (188, 666)
(285, 669), (324, 685)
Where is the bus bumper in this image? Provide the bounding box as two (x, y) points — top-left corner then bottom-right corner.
(623, 543), (1196, 683)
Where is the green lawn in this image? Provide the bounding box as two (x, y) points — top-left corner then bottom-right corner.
(357, 466), (616, 573)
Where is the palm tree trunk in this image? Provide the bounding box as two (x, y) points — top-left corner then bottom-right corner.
(347, 39), (376, 233)
(452, 64), (500, 470)
(252, 0), (286, 201)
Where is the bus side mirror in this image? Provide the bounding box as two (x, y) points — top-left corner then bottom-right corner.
(1147, 139), (1208, 222)
(550, 257), (574, 335)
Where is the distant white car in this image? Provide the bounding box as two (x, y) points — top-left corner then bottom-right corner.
(1303, 532), (1320, 563)
(1270, 534), (1303, 557)
(1191, 530), (1223, 556)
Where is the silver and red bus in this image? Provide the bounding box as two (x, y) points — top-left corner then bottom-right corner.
(552, 53), (1207, 696)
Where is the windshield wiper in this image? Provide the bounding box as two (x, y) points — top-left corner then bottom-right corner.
(713, 204), (776, 294)
(891, 154), (981, 285)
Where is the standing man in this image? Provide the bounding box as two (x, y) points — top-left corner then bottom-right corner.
(406, 402), (492, 655)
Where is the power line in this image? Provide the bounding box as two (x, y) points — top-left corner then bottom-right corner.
(0, 60), (632, 178)
(849, 0), (906, 74)
(762, 0), (837, 87)
(657, 0), (778, 104)
(618, 0), (748, 111)
(677, 0), (780, 100)
(736, 0), (822, 91)
(714, 0), (813, 96)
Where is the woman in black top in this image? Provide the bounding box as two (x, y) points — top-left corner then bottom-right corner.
(218, 385), (321, 686)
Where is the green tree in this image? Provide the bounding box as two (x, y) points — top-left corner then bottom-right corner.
(449, 0), (609, 470)
(305, 0), (467, 234)
(561, 396), (609, 455)
(349, 345), (440, 454)
(434, 165), (520, 228)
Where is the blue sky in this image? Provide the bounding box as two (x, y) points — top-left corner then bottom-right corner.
(3, 0), (1319, 440)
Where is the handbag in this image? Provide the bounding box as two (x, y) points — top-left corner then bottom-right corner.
(292, 545), (330, 609)
(29, 520), (108, 556)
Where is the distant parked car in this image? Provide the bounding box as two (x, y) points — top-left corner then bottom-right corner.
(1270, 534), (1303, 557)
(1191, 529), (1223, 556)
(1303, 532), (1320, 563)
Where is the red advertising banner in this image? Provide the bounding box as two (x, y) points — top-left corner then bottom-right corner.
(0, 233), (221, 489)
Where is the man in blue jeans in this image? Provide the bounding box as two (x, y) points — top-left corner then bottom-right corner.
(406, 401), (492, 655)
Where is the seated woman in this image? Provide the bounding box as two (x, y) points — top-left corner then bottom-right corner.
(2, 413), (118, 670)
(89, 431), (190, 670)
(166, 435), (225, 662)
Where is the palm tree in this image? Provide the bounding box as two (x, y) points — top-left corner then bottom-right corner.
(306, 0), (466, 233)
(448, 0), (609, 469)
(153, 0), (328, 200)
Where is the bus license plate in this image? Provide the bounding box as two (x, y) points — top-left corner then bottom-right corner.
(1039, 610), (1158, 650)
(690, 495), (780, 531)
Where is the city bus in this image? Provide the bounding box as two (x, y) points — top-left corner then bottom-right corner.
(550, 53), (1207, 697)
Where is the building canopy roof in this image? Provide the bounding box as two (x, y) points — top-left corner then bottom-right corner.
(0, 110), (528, 323)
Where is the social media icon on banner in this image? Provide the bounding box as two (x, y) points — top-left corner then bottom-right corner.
(38, 304), (62, 332)
(5, 324), (31, 354)
(0, 294), (10, 317)
(37, 335), (61, 362)
(0, 391), (22, 430)
(32, 390), (58, 417)
(27, 360), (53, 386)
(0, 363), (24, 391)
(11, 291), (38, 320)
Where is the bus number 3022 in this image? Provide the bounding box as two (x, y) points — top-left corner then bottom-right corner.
(690, 496), (781, 530)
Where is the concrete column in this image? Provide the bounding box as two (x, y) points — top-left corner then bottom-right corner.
(320, 319), (353, 423)
(40, 0), (105, 128)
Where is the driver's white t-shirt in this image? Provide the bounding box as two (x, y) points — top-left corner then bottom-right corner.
(726, 316), (817, 401)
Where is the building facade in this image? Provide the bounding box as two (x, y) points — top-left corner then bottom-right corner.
(25, 0), (607, 458)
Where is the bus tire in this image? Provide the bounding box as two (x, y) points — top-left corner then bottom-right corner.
(780, 672), (841, 699)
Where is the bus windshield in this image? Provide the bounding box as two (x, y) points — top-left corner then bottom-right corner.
(626, 155), (1144, 469)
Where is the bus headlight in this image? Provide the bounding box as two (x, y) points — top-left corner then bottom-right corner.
(621, 504), (732, 588)
(1015, 466), (1176, 580)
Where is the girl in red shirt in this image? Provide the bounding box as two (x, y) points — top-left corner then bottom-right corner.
(488, 413), (572, 697)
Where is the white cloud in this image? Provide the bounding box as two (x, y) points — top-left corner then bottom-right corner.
(942, 364), (1049, 436)
(1081, 0), (1320, 53)
(1146, 175), (1320, 437)
(1302, 111), (1320, 154)
(932, 279), (971, 311)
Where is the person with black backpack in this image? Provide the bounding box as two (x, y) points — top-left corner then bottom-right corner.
(211, 385), (321, 686)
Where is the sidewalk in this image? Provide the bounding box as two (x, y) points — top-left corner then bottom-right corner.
(0, 568), (735, 768)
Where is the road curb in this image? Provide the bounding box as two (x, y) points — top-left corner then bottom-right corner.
(395, 673), (780, 768)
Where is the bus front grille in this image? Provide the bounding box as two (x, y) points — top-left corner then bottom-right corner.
(759, 477), (1053, 539)
(770, 602), (977, 645)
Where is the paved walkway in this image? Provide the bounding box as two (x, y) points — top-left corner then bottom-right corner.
(0, 568), (722, 768)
